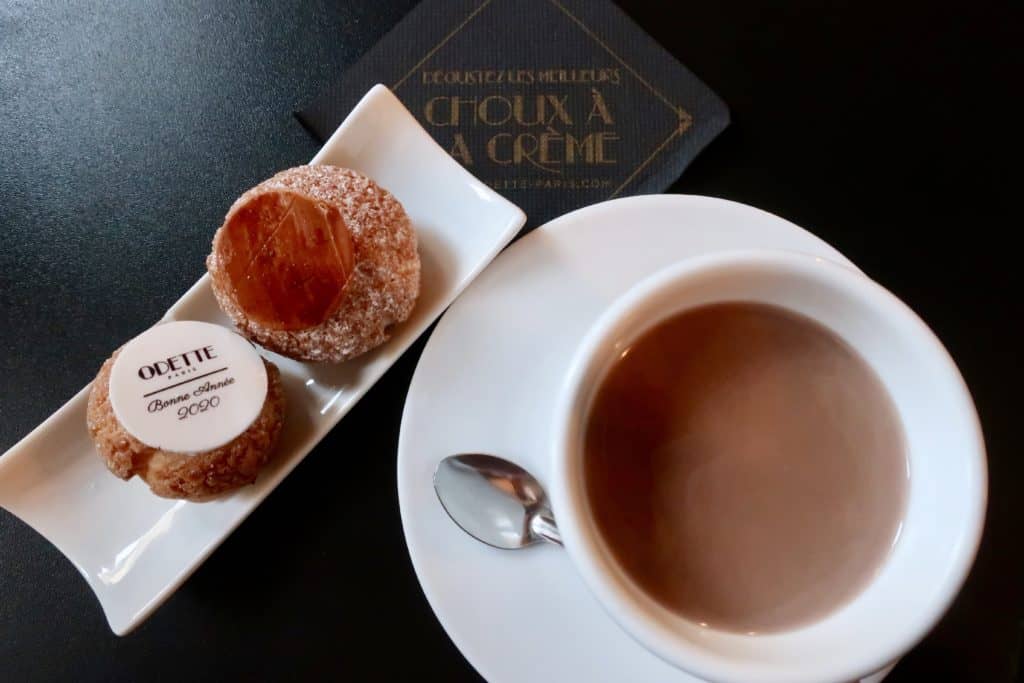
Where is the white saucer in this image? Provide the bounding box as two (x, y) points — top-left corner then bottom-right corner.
(397, 195), (895, 683)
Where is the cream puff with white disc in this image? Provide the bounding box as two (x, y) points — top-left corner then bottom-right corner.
(86, 320), (285, 501)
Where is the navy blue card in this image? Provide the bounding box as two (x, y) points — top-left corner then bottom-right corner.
(297, 0), (729, 228)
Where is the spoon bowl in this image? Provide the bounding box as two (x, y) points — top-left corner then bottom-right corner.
(433, 454), (561, 549)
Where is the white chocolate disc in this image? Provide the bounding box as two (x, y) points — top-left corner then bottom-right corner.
(108, 321), (268, 453)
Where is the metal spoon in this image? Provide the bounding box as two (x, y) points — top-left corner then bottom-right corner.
(433, 454), (561, 548)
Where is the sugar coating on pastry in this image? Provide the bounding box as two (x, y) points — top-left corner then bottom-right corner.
(87, 351), (286, 501)
(207, 165), (420, 362)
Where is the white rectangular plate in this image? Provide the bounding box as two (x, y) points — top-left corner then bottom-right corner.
(0, 85), (526, 635)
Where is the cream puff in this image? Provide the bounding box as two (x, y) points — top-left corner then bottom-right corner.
(206, 165), (420, 362)
(86, 321), (285, 501)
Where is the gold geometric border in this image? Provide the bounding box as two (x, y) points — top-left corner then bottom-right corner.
(392, 0), (693, 199)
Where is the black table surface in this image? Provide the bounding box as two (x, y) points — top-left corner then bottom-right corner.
(1, 1), (1021, 680)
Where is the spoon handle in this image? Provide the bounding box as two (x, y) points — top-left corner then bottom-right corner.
(530, 512), (563, 546)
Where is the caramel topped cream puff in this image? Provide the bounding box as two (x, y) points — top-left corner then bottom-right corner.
(207, 165), (420, 362)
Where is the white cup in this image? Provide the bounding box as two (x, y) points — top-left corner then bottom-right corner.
(550, 250), (987, 683)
